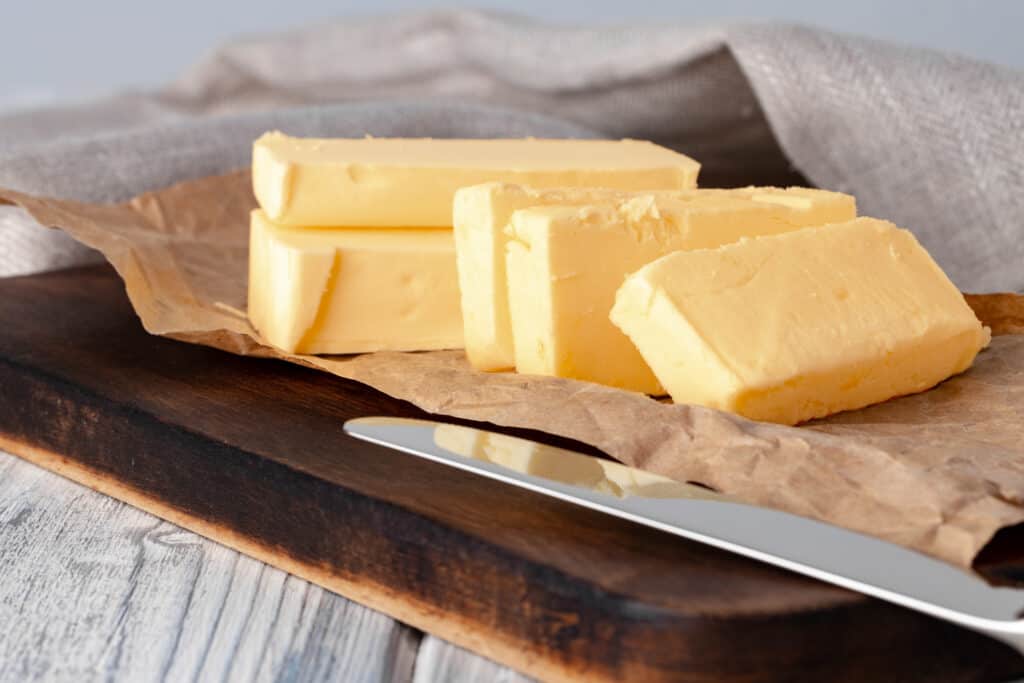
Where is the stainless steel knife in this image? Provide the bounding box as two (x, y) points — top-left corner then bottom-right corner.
(343, 416), (1024, 652)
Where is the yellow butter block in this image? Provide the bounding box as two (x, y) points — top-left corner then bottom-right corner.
(506, 188), (857, 393)
(455, 183), (856, 372)
(248, 210), (462, 354)
(455, 183), (685, 371)
(252, 132), (699, 227)
(610, 218), (990, 424)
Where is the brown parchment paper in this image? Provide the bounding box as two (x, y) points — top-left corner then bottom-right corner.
(4, 170), (1024, 568)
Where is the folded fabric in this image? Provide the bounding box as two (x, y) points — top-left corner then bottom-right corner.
(1, 9), (1022, 293)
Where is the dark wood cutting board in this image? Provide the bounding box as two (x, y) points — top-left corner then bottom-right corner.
(1, 264), (1022, 683)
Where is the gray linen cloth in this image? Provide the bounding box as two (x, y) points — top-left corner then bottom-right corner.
(1, 9), (1021, 292)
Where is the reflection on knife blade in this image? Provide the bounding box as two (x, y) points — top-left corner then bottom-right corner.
(344, 416), (1024, 653)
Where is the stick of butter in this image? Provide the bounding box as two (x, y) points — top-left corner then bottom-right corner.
(455, 183), (858, 372)
(610, 218), (991, 424)
(454, 183), (695, 371)
(248, 210), (463, 354)
(252, 132), (700, 227)
(506, 188), (857, 393)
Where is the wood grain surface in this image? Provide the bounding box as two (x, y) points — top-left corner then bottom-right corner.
(0, 448), (526, 683)
(0, 264), (1022, 682)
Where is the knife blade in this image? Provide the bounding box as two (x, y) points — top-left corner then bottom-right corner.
(343, 416), (1024, 651)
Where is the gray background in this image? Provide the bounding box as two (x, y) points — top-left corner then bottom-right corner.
(4, 0), (1023, 109)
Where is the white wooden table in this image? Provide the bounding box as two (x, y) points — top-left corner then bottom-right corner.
(0, 448), (532, 682)
(0, 193), (533, 682)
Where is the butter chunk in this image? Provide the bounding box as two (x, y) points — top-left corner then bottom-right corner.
(252, 132), (700, 227)
(455, 183), (684, 371)
(455, 183), (855, 371)
(248, 210), (462, 354)
(506, 188), (857, 393)
(610, 218), (991, 424)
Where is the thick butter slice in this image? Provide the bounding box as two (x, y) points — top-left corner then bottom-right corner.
(506, 189), (857, 393)
(248, 210), (462, 354)
(455, 183), (855, 371)
(610, 218), (990, 424)
(253, 132), (700, 227)
(456, 183), (682, 371)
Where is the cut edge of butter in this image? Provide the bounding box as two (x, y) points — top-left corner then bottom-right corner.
(252, 135), (293, 223)
(252, 132), (701, 227)
(610, 217), (990, 424)
(248, 209), (464, 355)
(501, 188), (859, 393)
(453, 182), (690, 373)
(452, 183), (855, 374)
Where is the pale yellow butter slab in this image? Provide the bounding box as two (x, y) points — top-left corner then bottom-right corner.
(610, 217), (990, 424)
(253, 132), (700, 227)
(248, 210), (462, 354)
(505, 188), (857, 393)
(454, 183), (856, 372)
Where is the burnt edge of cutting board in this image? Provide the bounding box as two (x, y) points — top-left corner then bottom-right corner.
(0, 265), (1021, 683)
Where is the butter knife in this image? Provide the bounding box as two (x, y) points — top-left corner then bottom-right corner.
(343, 416), (1024, 652)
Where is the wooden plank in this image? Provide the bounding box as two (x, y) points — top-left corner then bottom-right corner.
(413, 637), (533, 683)
(0, 264), (1021, 682)
(0, 451), (422, 683)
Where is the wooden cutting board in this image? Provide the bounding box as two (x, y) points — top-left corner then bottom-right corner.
(1, 264), (1021, 683)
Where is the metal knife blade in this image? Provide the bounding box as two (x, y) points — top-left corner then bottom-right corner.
(343, 416), (1024, 651)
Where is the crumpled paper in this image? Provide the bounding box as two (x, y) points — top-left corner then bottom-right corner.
(3, 170), (1023, 568)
